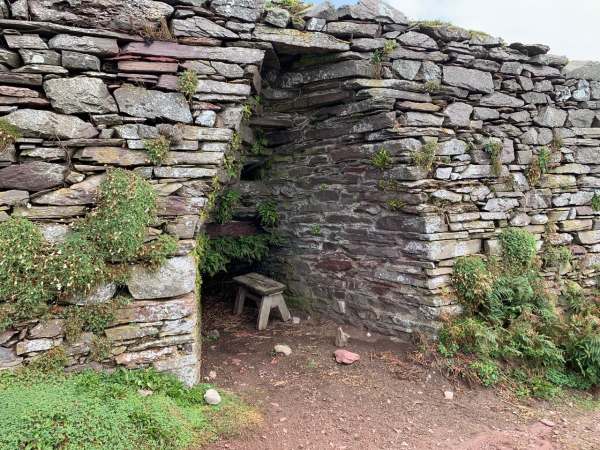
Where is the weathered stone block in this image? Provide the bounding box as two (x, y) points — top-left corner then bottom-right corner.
(127, 256), (196, 300)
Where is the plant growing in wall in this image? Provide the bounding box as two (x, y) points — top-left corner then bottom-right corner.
(215, 189), (241, 224)
(257, 200), (279, 228)
(143, 135), (170, 165)
(592, 193), (600, 212)
(370, 40), (398, 79)
(411, 140), (438, 172)
(438, 227), (600, 397)
(0, 119), (20, 152)
(0, 169), (177, 332)
(423, 80), (441, 93)
(371, 147), (393, 170)
(483, 140), (503, 177)
(241, 95), (261, 122)
(527, 147), (552, 186)
(177, 69), (198, 101)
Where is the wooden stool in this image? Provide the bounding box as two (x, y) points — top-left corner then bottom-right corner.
(233, 272), (291, 330)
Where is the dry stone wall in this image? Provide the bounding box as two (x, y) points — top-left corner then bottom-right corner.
(0, 0), (599, 379)
(239, 3), (600, 337)
(0, 0), (266, 382)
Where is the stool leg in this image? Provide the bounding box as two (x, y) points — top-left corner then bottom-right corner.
(234, 287), (246, 315)
(257, 295), (272, 331)
(274, 293), (291, 322)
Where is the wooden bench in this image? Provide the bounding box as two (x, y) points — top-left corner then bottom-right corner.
(233, 272), (291, 330)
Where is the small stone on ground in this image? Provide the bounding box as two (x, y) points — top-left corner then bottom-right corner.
(204, 388), (222, 405)
(274, 344), (292, 356)
(334, 349), (360, 365)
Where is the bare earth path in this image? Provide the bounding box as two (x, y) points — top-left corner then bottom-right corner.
(200, 300), (600, 450)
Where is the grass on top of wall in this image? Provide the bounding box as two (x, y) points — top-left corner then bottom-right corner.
(0, 367), (260, 450)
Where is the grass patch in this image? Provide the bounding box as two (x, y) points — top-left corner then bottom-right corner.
(144, 135), (170, 165)
(177, 69), (198, 101)
(371, 147), (392, 170)
(411, 141), (438, 171)
(0, 119), (21, 152)
(0, 368), (260, 450)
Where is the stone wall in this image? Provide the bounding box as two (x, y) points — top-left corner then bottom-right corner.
(238, 3), (600, 337)
(0, 0), (265, 382)
(0, 0), (599, 376)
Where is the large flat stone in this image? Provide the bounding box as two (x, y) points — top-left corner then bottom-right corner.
(210, 0), (263, 22)
(533, 106), (567, 127)
(563, 61), (600, 81)
(122, 42), (265, 64)
(115, 293), (196, 323)
(114, 85), (192, 123)
(0, 161), (66, 191)
(278, 60), (373, 88)
(3, 108), (98, 139)
(32, 174), (104, 205)
(29, 0), (173, 32)
(44, 77), (118, 114)
(253, 24), (350, 54)
(443, 66), (494, 93)
(172, 16), (238, 39)
(49, 34), (119, 56)
(127, 256), (196, 300)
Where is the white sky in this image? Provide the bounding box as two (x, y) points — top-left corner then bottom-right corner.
(390, 0), (600, 61)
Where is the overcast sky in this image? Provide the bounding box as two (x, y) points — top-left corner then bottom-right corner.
(333, 0), (600, 61)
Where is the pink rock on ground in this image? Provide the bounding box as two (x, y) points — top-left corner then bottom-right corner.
(334, 349), (360, 365)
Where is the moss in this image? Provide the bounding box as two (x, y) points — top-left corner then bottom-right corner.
(138, 235), (179, 269)
(63, 296), (130, 342)
(143, 135), (170, 165)
(386, 199), (405, 211)
(89, 335), (112, 362)
(26, 347), (69, 373)
(423, 80), (441, 93)
(0, 119), (21, 152)
(176, 69), (198, 100)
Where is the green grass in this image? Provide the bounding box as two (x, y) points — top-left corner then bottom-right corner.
(0, 368), (260, 450)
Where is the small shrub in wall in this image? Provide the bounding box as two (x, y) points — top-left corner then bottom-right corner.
(0, 119), (20, 152)
(177, 69), (198, 100)
(0, 169), (176, 332)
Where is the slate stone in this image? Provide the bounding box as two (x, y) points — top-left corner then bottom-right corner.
(127, 256), (197, 300)
(172, 16), (238, 39)
(210, 0), (263, 22)
(562, 61), (600, 81)
(326, 21), (380, 38)
(44, 77), (118, 114)
(30, 319), (65, 338)
(121, 42), (265, 65)
(32, 174), (103, 205)
(443, 102), (473, 127)
(0, 347), (22, 368)
(278, 60), (372, 88)
(480, 92), (525, 108)
(0, 48), (20, 67)
(253, 24), (350, 54)
(48, 34), (119, 56)
(62, 51), (101, 71)
(4, 34), (48, 50)
(3, 109), (98, 139)
(443, 66), (494, 93)
(19, 49), (61, 65)
(265, 7), (290, 28)
(0, 189), (28, 205)
(114, 85), (193, 123)
(392, 59), (421, 80)
(533, 106), (567, 127)
(29, 0), (173, 32)
(397, 31), (438, 50)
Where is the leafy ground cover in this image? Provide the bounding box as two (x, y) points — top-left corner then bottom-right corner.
(0, 367), (260, 450)
(435, 227), (600, 399)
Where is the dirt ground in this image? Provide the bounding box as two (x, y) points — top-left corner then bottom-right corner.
(200, 297), (600, 450)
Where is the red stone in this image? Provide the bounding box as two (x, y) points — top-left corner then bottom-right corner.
(206, 221), (260, 238)
(316, 256), (353, 272)
(334, 349), (360, 365)
(118, 61), (179, 73)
